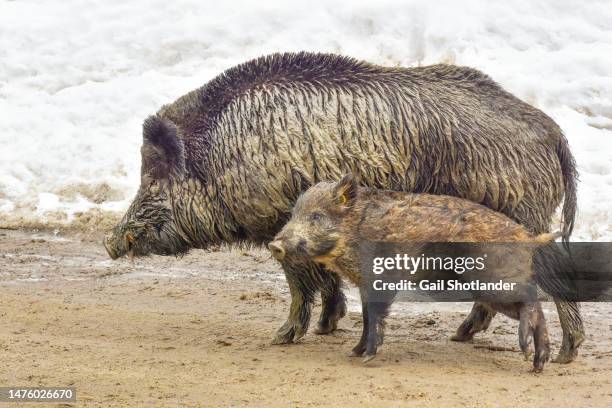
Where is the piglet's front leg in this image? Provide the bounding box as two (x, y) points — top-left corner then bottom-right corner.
(362, 299), (392, 363)
(349, 288), (369, 357)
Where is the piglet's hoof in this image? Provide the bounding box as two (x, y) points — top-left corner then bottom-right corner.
(313, 320), (337, 335)
(451, 332), (474, 342)
(362, 354), (377, 364)
(349, 342), (366, 357)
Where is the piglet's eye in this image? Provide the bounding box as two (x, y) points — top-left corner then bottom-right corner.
(309, 212), (323, 222)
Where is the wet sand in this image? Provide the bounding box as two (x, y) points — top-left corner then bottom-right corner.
(0, 229), (611, 407)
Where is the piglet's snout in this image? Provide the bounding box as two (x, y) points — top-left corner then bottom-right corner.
(268, 240), (286, 261)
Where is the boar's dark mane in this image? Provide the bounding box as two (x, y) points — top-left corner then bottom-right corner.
(161, 53), (385, 136)
(153, 52), (576, 250)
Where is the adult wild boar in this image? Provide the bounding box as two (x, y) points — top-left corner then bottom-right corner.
(103, 52), (582, 362)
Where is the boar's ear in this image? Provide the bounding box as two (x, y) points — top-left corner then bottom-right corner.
(333, 173), (358, 207)
(141, 116), (186, 179)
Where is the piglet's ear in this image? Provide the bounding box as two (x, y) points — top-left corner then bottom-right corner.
(333, 173), (358, 206)
(141, 116), (186, 179)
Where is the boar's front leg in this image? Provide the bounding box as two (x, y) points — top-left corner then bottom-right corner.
(272, 261), (314, 344)
(273, 259), (345, 344)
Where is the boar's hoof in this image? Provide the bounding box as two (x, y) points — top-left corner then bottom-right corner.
(362, 354), (377, 364)
(552, 347), (578, 364)
(552, 331), (584, 364)
(271, 320), (304, 345)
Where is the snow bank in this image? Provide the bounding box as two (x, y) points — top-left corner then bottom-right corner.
(1, 0), (611, 238)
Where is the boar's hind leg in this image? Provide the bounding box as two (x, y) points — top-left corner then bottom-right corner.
(314, 270), (347, 335)
(532, 249), (584, 363)
(518, 302), (550, 373)
(552, 300), (584, 364)
(451, 302), (497, 342)
(272, 260), (318, 344)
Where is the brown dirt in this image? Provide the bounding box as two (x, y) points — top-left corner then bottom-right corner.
(0, 229), (611, 407)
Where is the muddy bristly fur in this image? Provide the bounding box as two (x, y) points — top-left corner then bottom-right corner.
(104, 52), (582, 361)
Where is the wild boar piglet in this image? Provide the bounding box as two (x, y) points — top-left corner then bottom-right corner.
(269, 174), (558, 372)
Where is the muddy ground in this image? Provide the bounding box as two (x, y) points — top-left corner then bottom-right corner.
(0, 229), (611, 407)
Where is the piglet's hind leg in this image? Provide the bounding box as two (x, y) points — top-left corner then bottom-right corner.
(518, 302), (550, 372)
(532, 303), (551, 372)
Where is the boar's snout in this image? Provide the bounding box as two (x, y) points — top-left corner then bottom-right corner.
(268, 240), (286, 261)
(103, 236), (119, 260)
(103, 232), (128, 260)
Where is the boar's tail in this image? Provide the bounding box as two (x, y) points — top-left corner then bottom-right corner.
(557, 135), (578, 249)
(532, 243), (576, 301)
